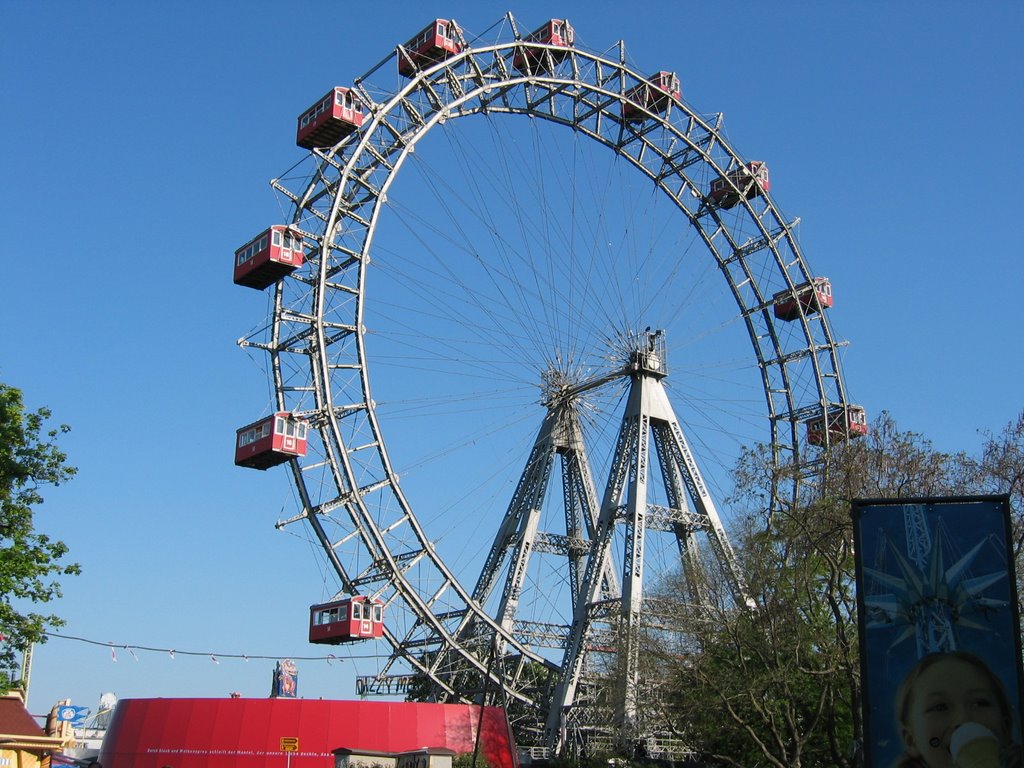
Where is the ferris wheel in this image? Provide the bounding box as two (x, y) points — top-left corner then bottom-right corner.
(234, 14), (861, 756)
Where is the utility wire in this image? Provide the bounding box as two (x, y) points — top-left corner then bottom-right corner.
(44, 632), (385, 662)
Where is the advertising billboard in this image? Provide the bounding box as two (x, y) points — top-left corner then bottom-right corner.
(853, 496), (1023, 768)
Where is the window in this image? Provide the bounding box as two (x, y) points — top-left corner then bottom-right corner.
(351, 602), (363, 620)
(274, 417), (306, 439)
(238, 427), (259, 447)
(237, 236), (267, 266)
(322, 90), (361, 116)
(372, 604), (383, 622)
(318, 607), (341, 625)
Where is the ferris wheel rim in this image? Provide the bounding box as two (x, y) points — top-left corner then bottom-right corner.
(259, 14), (851, 734)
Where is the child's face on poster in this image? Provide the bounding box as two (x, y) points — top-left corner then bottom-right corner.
(902, 657), (1006, 768)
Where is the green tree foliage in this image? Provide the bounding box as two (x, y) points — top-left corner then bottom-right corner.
(960, 412), (1024, 612)
(657, 508), (860, 768)
(967, 412), (1024, 554)
(0, 382), (79, 688)
(654, 412), (1024, 768)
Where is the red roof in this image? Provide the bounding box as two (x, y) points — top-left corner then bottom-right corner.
(0, 695), (47, 738)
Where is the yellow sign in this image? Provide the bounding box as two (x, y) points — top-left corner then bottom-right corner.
(281, 737), (300, 752)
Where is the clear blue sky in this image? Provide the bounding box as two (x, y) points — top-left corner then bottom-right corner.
(2, 0), (1021, 719)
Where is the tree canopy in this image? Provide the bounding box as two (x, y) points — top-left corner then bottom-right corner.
(0, 382), (79, 689)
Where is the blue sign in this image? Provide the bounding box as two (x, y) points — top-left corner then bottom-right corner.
(853, 496), (1024, 768)
(56, 705), (89, 723)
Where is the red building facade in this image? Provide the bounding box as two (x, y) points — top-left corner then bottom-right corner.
(99, 699), (517, 768)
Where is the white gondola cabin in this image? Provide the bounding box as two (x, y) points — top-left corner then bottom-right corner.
(296, 87), (365, 150)
(233, 226), (305, 290)
(398, 19), (463, 77)
(309, 596), (385, 644)
(235, 412), (309, 470)
(710, 161), (770, 209)
(622, 71), (680, 122)
(806, 405), (868, 447)
(773, 277), (833, 321)
(513, 19), (574, 73)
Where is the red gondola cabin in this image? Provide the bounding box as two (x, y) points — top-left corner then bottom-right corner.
(296, 87), (365, 150)
(234, 226), (305, 290)
(773, 277), (833, 321)
(513, 19), (575, 73)
(622, 71), (681, 122)
(710, 161), (770, 209)
(398, 20), (463, 77)
(235, 412), (309, 470)
(806, 405), (868, 446)
(309, 596), (385, 644)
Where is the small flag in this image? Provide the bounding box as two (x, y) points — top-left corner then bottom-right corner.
(57, 705), (89, 722)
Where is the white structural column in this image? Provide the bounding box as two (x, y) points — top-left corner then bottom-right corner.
(545, 333), (750, 752)
(467, 397), (616, 652)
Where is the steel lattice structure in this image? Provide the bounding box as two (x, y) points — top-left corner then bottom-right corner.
(238, 13), (855, 756)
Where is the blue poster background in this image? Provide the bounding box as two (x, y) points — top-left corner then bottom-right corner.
(854, 497), (1022, 768)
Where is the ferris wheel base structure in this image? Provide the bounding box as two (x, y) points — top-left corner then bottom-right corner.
(232, 13), (865, 758)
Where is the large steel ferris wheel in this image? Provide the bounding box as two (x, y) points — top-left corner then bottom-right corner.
(236, 14), (858, 755)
